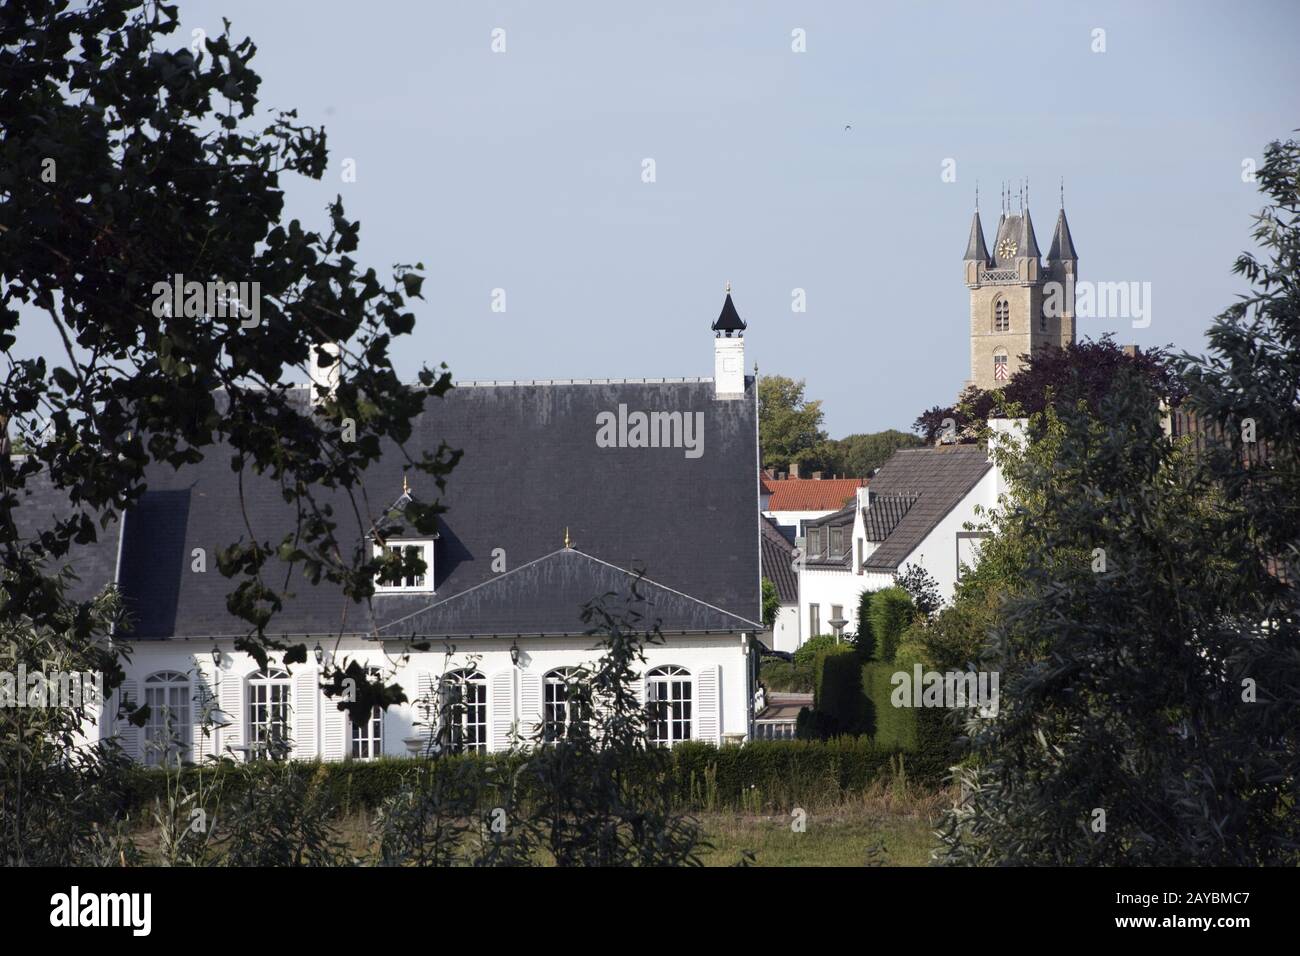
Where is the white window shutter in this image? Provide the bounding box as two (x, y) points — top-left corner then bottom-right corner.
(695, 664), (720, 744)
(294, 666), (319, 760)
(219, 673), (243, 757)
(321, 693), (346, 761)
(191, 662), (213, 762)
(490, 669), (515, 752)
(415, 672), (436, 747)
(116, 678), (140, 762)
(518, 672), (542, 739)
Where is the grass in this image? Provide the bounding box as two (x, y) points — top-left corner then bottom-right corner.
(696, 779), (950, 866)
(131, 771), (953, 866)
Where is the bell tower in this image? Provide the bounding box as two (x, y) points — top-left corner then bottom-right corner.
(965, 181), (1076, 389)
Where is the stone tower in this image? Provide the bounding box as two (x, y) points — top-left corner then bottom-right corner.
(965, 183), (1077, 389)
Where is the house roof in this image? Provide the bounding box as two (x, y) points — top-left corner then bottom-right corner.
(764, 477), (865, 513)
(861, 444), (992, 571)
(760, 515), (798, 605)
(377, 547), (759, 637)
(114, 378), (761, 640)
(7, 466), (124, 606)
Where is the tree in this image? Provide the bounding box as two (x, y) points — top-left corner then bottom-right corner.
(939, 137), (1300, 865)
(912, 337), (1184, 443)
(761, 577), (779, 629)
(0, 0), (454, 689)
(819, 429), (924, 478)
(758, 375), (827, 471)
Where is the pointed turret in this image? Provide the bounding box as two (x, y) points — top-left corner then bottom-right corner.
(1017, 205), (1041, 260)
(1047, 207), (1077, 262)
(712, 289), (746, 337)
(964, 210), (990, 263)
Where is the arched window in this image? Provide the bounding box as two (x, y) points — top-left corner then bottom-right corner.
(993, 350), (1009, 382)
(144, 671), (191, 767)
(646, 665), (693, 747)
(440, 669), (487, 754)
(543, 667), (590, 742)
(1039, 309), (1048, 332)
(350, 666), (384, 761)
(247, 667), (292, 760)
(993, 297), (1010, 333)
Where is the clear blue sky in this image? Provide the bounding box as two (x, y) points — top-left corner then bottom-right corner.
(15, 1), (1300, 436)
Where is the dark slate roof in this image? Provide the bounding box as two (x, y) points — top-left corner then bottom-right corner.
(712, 292), (747, 335)
(963, 210), (990, 263)
(377, 547), (757, 637)
(862, 492), (917, 541)
(1018, 206), (1042, 259)
(760, 515), (798, 606)
(861, 445), (992, 571)
(1047, 208), (1077, 261)
(7, 463), (123, 605)
(117, 379), (761, 640)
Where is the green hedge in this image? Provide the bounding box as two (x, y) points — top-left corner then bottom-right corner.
(867, 586), (914, 662)
(122, 737), (941, 817)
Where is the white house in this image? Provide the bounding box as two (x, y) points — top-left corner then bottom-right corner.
(759, 514), (800, 654)
(18, 292), (764, 763)
(796, 436), (1010, 645)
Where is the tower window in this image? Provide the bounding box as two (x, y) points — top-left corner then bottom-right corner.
(993, 351), (1009, 382)
(993, 298), (1010, 333)
(1040, 311), (1048, 332)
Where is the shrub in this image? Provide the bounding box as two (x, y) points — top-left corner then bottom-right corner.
(759, 659), (814, 694)
(811, 643), (858, 703)
(868, 587), (915, 662)
(793, 633), (843, 669)
(856, 588), (878, 646)
(815, 649), (871, 735)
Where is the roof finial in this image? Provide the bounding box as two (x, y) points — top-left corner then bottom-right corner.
(975, 179), (979, 211)
(1059, 176), (1064, 209)
(402, 474), (410, 496)
(563, 526), (571, 549)
(724, 280), (731, 294)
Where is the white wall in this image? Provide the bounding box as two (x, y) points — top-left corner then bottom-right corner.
(105, 633), (752, 762)
(766, 604), (800, 654)
(894, 468), (998, 601)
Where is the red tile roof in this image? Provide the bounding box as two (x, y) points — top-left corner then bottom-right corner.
(762, 477), (866, 512)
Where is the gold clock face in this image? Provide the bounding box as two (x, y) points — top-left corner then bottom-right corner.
(997, 238), (1017, 260)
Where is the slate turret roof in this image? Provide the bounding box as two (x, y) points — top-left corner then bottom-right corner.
(712, 292), (746, 335)
(964, 210), (990, 263)
(1047, 207), (1078, 261)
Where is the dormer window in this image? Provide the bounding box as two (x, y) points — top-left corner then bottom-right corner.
(830, 527), (844, 557)
(374, 539), (435, 593)
(807, 528), (822, 557)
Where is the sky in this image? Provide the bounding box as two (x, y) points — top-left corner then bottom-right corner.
(12, 1), (1300, 436)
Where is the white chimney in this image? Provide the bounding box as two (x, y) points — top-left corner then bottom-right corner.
(711, 282), (746, 400)
(309, 342), (341, 405)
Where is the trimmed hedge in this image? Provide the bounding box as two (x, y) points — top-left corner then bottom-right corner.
(867, 586), (914, 662)
(122, 737), (943, 817)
